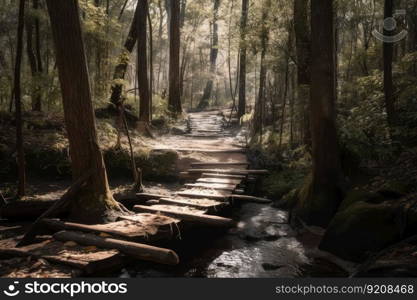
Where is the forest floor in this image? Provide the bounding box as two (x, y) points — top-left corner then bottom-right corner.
(0, 109), (356, 278)
(1, 109), (417, 277)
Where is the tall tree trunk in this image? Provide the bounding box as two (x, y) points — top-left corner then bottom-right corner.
(296, 0), (344, 227)
(294, 0), (312, 147)
(46, 0), (123, 224)
(253, 0), (270, 136)
(383, 0), (396, 128)
(110, 6), (138, 107)
(197, 0), (220, 110)
(137, 0), (151, 126)
(26, 0), (42, 112)
(168, 0), (182, 114)
(237, 0), (249, 120)
(14, 0), (27, 198)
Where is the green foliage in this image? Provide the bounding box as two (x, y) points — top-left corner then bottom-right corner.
(339, 70), (394, 163)
(261, 168), (305, 200)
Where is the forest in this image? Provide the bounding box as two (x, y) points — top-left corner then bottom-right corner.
(0, 0), (417, 278)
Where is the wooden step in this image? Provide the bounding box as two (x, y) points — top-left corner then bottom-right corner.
(185, 183), (237, 192)
(177, 191), (272, 204)
(191, 162), (249, 168)
(154, 148), (246, 154)
(133, 205), (235, 228)
(158, 197), (226, 212)
(177, 189), (231, 201)
(197, 178), (243, 185)
(202, 173), (246, 180)
(189, 169), (269, 176)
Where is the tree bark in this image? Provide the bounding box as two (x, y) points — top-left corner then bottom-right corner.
(237, 0), (249, 119)
(383, 0), (396, 128)
(296, 0), (344, 227)
(197, 0), (220, 110)
(110, 7), (138, 107)
(294, 0), (312, 147)
(46, 0), (123, 224)
(137, 0), (151, 126)
(14, 0), (27, 198)
(253, 0), (270, 137)
(26, 0), (42, 112)
(168, 0), (182, 114)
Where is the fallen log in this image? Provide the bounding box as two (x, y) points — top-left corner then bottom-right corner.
(133, 205), (235, 228)
(53, 230), (179, 265)
(41, 217), (178, 242)
(17, 170), (94, 247)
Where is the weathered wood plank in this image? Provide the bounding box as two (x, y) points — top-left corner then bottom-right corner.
(184, 183), (237, 192)
(0, 239), (122, 275)
(189, 169), (269, 175)
(197, 178), (243, 185)
(133, 205), (235, 228)
(191, 162), (249, 169)
(201, 173), (246, 180)
(41, 216), (178, 242)
(158, 197), (226, 211)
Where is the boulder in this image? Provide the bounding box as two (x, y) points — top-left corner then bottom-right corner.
(319, 201), (403, 262)
(353, 235), (417, 277)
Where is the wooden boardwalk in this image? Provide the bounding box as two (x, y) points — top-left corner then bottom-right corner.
(0, 111), (270, 277)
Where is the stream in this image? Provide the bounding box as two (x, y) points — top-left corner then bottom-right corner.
(118, 202), (349, 278)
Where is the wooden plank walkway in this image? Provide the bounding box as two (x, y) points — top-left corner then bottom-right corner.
(0, 110), (270, 277)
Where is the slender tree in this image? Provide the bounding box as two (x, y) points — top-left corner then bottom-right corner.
(26, 0), (43, 111)
(237, 0), (249, 120)
(197, 0), (220, 110)
(168, 0), (182, 114)
(46, 0), (124, 223)
(14, 0), (26, 198)
(253, 0), (271, 136)
(383, 0), (396, 128)
(137, 0), (152, 128)
(296, 0), (344, 227)
(294, 0), (311, 146)
(110, 6), (138, 108)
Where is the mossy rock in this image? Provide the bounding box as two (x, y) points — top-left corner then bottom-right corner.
(377, 180), (410, 199)
(273, 188), (299, 209)
(293, 174), (344, 227)
(339, 189), (386, 211)
(319, 201), (403, 262)
(261, 169), (304, 200)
